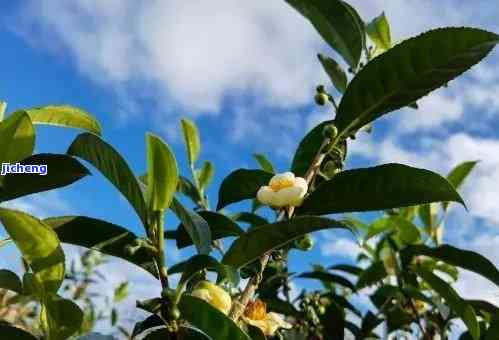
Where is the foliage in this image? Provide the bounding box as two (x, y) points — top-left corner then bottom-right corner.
(1, 1), (499, 339)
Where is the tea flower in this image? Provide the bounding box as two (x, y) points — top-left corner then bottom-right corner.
(257, 172), (308, 208)
(405, 299), (429, 315)
(243, 299), (292, 336)
(191, 281), (232, 315)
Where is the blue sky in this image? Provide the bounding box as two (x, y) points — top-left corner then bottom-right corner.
(1, 0), (499, 337)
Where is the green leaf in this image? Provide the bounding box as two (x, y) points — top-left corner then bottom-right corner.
(401, 244), (499, 286)
(329, 264), (362, 276)
(23, 105), (102, 135)
(0, 101), (6, 121)
(178, 254), (221, 287)
(253, 153), (275, 173)
(178, 175), (203, 204)
(0, 324), (38, 340)
(0, 154), (90, 203)
(179, 295), (251, 340)
(335, 27), (499, 133)
(216, 169), (273, 210)
(484, 318), (499, 340)
(197, 161), (215, 191)
(42, 294), (84, 340)
(318, 54), (348, 93)
(43, 215), (156, 276)
(146, 133), (179, 211)
(231, 212), (268, 228)
(356, 261), (387, 289)
(181, 118), (201, 167)
(114, 282), (129, 303)
(444, 161), (478, 210)
(247, 325), (267, 340)
(300, 163), (464, 215)
(298, 271), (355, 290)
(222, 216), (350, 268)
(0, 111), (35, 165)
(321, 300), (345, 340)
(170, 210), (244, 249)
(285, 0), (364, 68)
(366, 12), (391, 51)
(0, 269), (23, 294)
(291, 121), (332, 177)
(418, 203), (438, 229)
(170, 198), (212, 255)
(67, 133), (148, 226)
(0, 208), (65, 294)
(416, 267), (480, 340)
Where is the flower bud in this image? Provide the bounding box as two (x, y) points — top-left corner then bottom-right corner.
(322, 124), (338, 139)
(316, 85), (326, 93)
(315, 93), (329, 106)
(294, 234), (314, 251)
(323, 161), (340, 178)
(191, 281), (232, 315)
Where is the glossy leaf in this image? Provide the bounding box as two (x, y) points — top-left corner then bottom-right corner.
(444, 161), (478, 210)
(170, 210), (243, 249)
(0, 154), (90, 203)
(217, 169), (273, 210)
(197, 160), (215, 191)
(253, 153), (275, 173)
(0, 324), (38, 340)
(402, 244), (499, 286)
(67, 133), (148, 226)
(181, 118), (201, 167)
(170, 198), (212, 255)
(335, 28), (499, 133)
(0, 208), (65, 294)
(318, 54), (348, 93)
(24, 105), (102, 135)
(0, 111), (35, 165)
(232, 212), (268, 228)
(146, 133), (179, 211)
(356, 261), (387, 289)
(300, 163), (464, 215)
(222, 216), (350, 268)
(285, 0), (364, 68)
(44, 215), (156, 276)
(178, 295), (252, 340)
(42, 294), (84, 340)
(416, 267), (480, 340)
(298, 271), (354, 290)
(366, 12), (391, 50)
(0, 269), (23, 294)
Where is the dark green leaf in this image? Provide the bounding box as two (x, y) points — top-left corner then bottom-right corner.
(181, 118), (201, 167)
(0, 154), (90, 202)
(146, 133), (179, 211)
(484, 317), (499, 340)
(253, 153), (275, 173)
(464, 300), (499, 318)
(42, 294), (84, 340)
(171, 198), (212, 255)
(360, 311), (383, 338)
(179, 295), (251, 340)
(0, 324), (38, 339)
(263, 297), (300, 317)
(366, 12), (391, 50)
(329, 264), (362, 276)
(67, 133), (148, 226)
(300, 163), (464, 215)
(217, 169), (273, 210)
(24, 105), (102, 135)
(0, 269), (23, 294)
(318, 54), (348, 93)
(247, 325), (267, 340)
(0, 208), (65, 294)
(402, 244), (499, 286)
(444, 161), (478, 210)
(178, 254), (221, 287)
(132, 314), (163, 338)
(285, 0), (364, 68)
(335, 28), (499, 133)
(0, 111), (35, 165)
(222, 216), (350, 268)
(298, 271), (354, 290)
(231, 212), (268, 228)
(356, 261), (387, 289)
(178, 175), (203, 204)
(321, 300), (345, 340)
(172, 210), (243, 249)
(43, 215), (156, 277)
(416, 267), (480, 340)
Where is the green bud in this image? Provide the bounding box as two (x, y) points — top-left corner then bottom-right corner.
(294, 234), (314, 251)
(168, 306), (181, 320)
(316, 85), (326, 93)
(322, 124), (338, 139)
(314, 93), (329, 106)
(323, 161), (340, 178)
(317, 305), (326, 315)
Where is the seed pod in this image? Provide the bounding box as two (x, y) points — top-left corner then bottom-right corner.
(294, 234), (314, 251)
(315, 93), (329, 106)
(322, 124), (338, 139)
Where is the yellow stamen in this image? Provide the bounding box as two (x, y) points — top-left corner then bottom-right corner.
(269, 178), (294, 192)
(244, 299), (267, 321)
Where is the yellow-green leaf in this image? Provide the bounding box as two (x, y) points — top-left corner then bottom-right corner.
(181, 118), (201, 167)
(366, 12), (391, 51)
(0, 111), (35, 165)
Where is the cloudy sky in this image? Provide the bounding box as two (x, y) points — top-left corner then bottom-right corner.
(1, 0), (499, 338)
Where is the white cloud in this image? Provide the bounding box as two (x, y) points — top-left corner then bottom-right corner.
(320, 236), (360, 260)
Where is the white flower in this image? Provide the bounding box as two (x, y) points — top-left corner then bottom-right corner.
(256, 172), (308, 208)
(191, 281), (232, 315)
(380, 247), (397, 275)
(243, 299), (292, 336)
